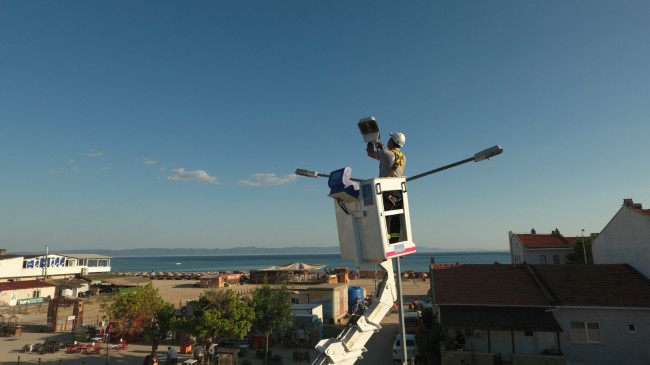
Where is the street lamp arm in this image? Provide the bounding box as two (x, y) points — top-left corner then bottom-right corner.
(406, 145), (503, 182)
(294, 168), (364, 182)
(405, 157), (474, 182)
(296, 145), (503, 184)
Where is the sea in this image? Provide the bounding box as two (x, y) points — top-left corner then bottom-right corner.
(109, 251), (510, 274)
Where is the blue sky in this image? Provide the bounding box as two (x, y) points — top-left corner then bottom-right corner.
(1, 1), (649, 253)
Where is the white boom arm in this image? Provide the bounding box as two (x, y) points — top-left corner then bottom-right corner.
(310, 259), (397, 365)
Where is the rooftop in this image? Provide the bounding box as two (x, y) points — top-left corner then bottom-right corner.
(532, 264), (650, 307)
(513, 229), (575, 249)
(432, 264), (551, 306)
(0, 280), (56, 291)
(432, 263), (650, 308)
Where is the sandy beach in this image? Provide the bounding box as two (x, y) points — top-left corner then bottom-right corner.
(2, 277), (431, 365)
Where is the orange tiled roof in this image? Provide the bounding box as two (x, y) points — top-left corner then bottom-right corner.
(636, 209), (650, 217)
(514, 233), (574, 249)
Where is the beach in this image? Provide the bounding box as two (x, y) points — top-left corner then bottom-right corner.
(2, 277), (431, 365)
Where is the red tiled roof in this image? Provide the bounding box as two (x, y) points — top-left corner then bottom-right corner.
(514, 234), (573, 249)
(0, 280), (56, 291)
(432, 264), (550, 306)
(532, 264), (650, 307)
(636, 209), (650, 217)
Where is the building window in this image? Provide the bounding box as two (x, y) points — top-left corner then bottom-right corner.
(33, 290), (41, 298)
(464, 329), (483, 338)
(540, 255), (547, 264)
(628, 324), (636, 333)
(553, 255), (560, 264)
(524, 330), (533, 337)
(570, 321), (603, 343)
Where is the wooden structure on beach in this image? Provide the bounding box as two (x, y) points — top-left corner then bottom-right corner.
(249, 262), (325, 284)
(199, 273), (241, 288)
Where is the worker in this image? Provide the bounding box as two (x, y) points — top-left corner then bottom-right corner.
(366, 131), (406, 178)
(366, 131), (406, 243)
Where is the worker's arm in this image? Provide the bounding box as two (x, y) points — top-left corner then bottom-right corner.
(366, 141), (383, 159)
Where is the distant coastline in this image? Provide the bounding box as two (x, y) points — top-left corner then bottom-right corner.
(16, 246), (506, 257)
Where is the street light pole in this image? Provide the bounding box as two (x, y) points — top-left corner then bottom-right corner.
(581, 229), (587, 264)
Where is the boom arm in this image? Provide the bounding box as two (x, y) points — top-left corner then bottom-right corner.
(310, 259), (397, 365)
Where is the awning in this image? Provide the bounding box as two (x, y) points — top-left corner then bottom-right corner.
(260, 263), (325, 271)
(439, 306), (563, 332)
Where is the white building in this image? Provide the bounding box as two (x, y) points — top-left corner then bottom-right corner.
(509, 229), (576, 264)
(593, 198), (650, 278)
(0, 250), (111, 282)
(0, 280), (57, 306)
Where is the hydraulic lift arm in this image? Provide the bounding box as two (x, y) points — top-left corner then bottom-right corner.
(310, 259), (397, 365)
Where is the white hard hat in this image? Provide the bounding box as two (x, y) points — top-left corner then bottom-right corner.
(390, 132), (406, 147)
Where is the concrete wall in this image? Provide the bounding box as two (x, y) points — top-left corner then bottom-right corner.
(523, 249), (572, 265)
(441, 350), (496, 365)
(512, 355), (566, 365)
(0, 257), (24, 281)
(593, 207), (650, 279)
(0, 286), (56, 306)
(553, 307), (650, 365)
(509, 232), (525, 264)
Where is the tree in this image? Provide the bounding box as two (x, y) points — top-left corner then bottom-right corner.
(251, 282), (294, 363)
(102, 282), (173, 352)
(171, 289), (254, 343)
(566, 236), (593, 264)
(142, 302), (176, 345)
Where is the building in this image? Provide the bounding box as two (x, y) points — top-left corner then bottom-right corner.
(430, 262), (650, 365)
(533, 264), (650, 365)
(509, 229), (576, 264)
(0, 280), (57, 306)
(431, 263), (563, 365)
(0, 249), (111, 282)
(592, 198), (650, 278)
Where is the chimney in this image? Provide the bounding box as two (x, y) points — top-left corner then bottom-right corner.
(623, 198), (634, 207)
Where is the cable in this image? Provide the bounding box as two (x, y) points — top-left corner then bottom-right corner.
(336, 199), (350, 215)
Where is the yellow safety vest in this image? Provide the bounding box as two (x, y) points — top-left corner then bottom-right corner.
(388, 148), (405, 177)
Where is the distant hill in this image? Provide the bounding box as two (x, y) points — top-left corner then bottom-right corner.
(17, 245), (451, 257)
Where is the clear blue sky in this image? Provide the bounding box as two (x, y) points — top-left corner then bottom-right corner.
(1, 1), (649, 253)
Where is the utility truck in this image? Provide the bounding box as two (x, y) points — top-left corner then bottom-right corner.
(295, 117), (503, 365)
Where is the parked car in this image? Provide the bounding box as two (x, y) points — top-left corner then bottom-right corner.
(403, 311), (422, 336)
(392, 334), (417, 364)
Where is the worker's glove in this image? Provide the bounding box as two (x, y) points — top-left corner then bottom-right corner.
(375, 141), (384, 150)
(366, 142), (374, 150)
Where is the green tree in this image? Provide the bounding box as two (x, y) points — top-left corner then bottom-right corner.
(251, 283), (294, 363)
(171, 289), (254, 343)
(566, 236), (593, 264)
(102, 283), (172, 352)
(143, 302), (176, 345)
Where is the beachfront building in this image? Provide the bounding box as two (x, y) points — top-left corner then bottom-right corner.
(0, 249), (111, 282)
(0, 280), (56, 306)
(509, 229), (576, 264)
(429, 262), (650, 365)
(592, 198), (650, 279)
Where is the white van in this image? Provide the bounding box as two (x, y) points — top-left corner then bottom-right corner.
(392, 334), (417, 364)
